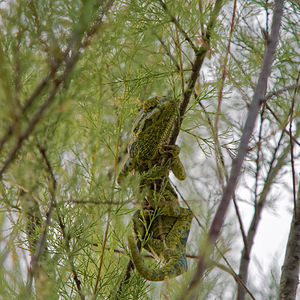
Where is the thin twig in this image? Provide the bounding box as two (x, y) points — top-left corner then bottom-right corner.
(232, 195), (248, 254)
(158, 0), (198, 53)
(52, 179), (85, 300)
(26, 195), (54, 291)
(265, 83), (300, 101)
(67, 199), (132, 206)
(93, 214), (110, 295)
(215, 0), (237, 142)
(170, 0), (224, 146)
(213, 0), (237, 187)
(171, 182), (204, 229)
(175, 27), (185, 94)
(265, 102), (300, 147)
(94, 48), (125, 295)
(220, 254), (256, 300)
(156, 34), (180, 71)
(25, 146), (57, 295)
(174, 180), (252, 297)
(0, 72), (51, 152)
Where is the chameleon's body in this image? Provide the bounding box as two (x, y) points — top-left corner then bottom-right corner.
(118, 97), (193, 281)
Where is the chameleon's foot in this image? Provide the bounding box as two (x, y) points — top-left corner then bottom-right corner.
(159, 145), (186, 180)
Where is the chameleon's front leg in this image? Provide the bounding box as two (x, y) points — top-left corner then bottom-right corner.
(159, 144), (186, 181)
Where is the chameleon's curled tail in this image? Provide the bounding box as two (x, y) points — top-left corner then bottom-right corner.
(127, 235), (187, 282)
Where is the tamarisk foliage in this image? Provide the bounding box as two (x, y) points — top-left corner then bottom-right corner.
(0, 1), (299, 299)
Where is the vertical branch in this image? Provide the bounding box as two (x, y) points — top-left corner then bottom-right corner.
(175, 27), (185, 94)
(289, 73), (299, 217)
(23, 146), (57, 298)
(55, 211), (84, 299)
(22, 191), (56, 299)
(39, 145), (85, 299)
(277, 74), (300, 300)
(236, 129), (291, 300)
(179, 1), (285, 298)
(114, 260), (135, 299)
(278, 181), (300, 299)
(211, 0), (237, 187)
(215, 0), (237, 136)
(95, 86), (127, 295)
(156, 34), (180, 71)
(93, 213), (110, 295)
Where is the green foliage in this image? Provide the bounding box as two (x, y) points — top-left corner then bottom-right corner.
(0, 0), (299, 299)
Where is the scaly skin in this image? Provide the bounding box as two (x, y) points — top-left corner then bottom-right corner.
(118, 96), (193, 281)
(128, 196), (193, 281)
(117, 97), (184, 182)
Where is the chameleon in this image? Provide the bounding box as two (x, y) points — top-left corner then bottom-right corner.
(118, 96), (193, 281)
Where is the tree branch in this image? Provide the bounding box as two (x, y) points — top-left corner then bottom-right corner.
(236, 128), (295, 300)
(179, 1), (285, 298)
(23, 146), (58, 297)
(279, 181), (300, 299)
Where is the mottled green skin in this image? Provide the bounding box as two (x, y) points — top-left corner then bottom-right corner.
(117, 97), (185, 182)
(118, 97), (193, 281)
(128, 190), (193, 281)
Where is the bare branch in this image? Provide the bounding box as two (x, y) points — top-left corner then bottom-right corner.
(215, 0), (237, 142)
(232, 195), (248, 254)
(25, 197), (54, 294)
(38, 145), (85, 299)
(237, 129), (289, 300)
(55, 200), (85, 299)
(279, 181), (300, 299)
(265, 83), (300, 101)
(22, 191), (56, 299)
(265, 103), (300, 147)
(180, 1), (285, 298)
(288, 73), (300, 217)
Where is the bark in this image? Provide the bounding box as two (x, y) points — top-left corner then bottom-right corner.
(278, 182), (300, 300)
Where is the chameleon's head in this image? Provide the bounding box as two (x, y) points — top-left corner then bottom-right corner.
(142, 96), (176, 113)
(131, 97), (178, 139)
(129, 97), (178, 162)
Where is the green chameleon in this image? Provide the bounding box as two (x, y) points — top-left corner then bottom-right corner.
(118, 96), (193, 281)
